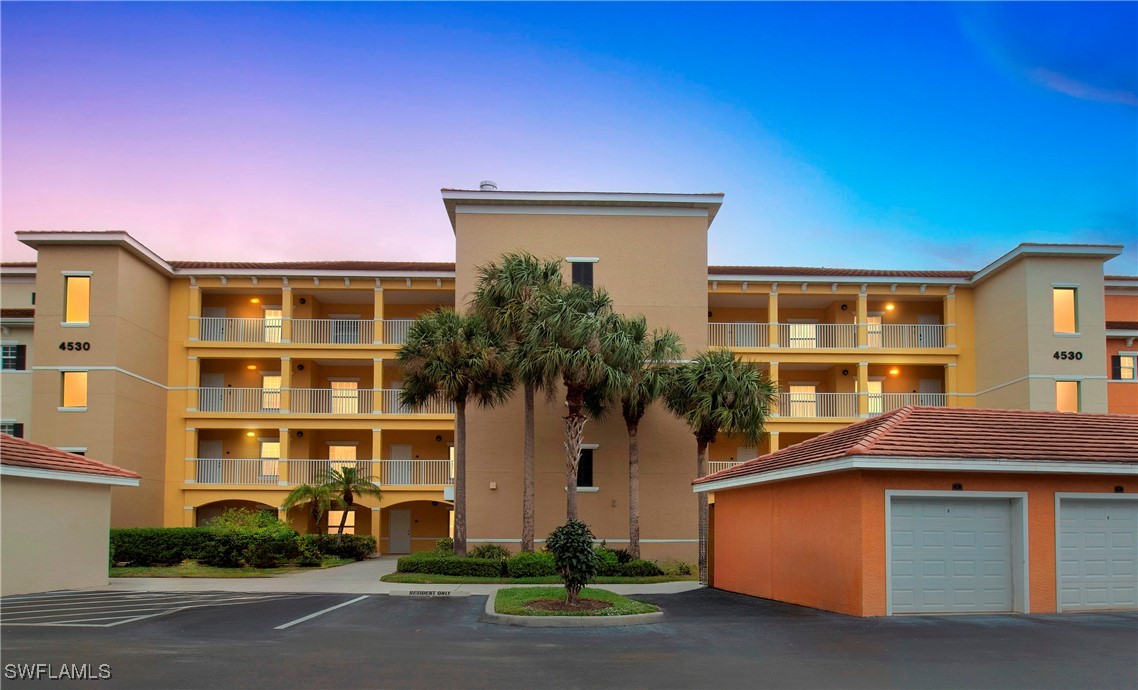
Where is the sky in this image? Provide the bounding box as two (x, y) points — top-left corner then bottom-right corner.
(2, 2), (1135, 274)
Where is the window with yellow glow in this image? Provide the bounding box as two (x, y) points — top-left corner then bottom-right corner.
(61, 371), (88, 408)
(259, 440), (280, 477)
(1053, 288), (1077, 334)
(261, 373), (281, 411)
(327, 510), (356, 535)
(64, 276), (91, 324)
(1055, 381), (1079, 412)
(331, 381), (359, 414)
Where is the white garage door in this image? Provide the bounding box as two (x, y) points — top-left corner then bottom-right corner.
(1058, 498), (1138, 611)
(891, 497), (1014, 613)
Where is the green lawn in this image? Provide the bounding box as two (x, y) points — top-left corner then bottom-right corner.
(380, 572), (696, 585)
(494, 587), (659, 616)
(110, 557), (353, 578)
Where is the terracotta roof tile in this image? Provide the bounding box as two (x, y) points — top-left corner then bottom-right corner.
(0, 308), (34, 319)
(1, 434), (140, 480)
(1107, 321), (1138, 331)
(709, 265), (974, 279)
(695, 407), (1138, 486)
(169, 260), (456, 272)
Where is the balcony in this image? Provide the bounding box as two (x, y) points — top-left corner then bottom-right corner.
(708, 460), (744, 474)
(190, 458), (453, 486)
(197, 317), (415, 345)
(772, 392), (948, 419)
(708, 323), (948, 349)
(193, 388), (454, 415)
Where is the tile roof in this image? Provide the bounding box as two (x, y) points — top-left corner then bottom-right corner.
(1, 434), (140, 480)
(1107, 321), (1138, 331)
(695, 406), (1138, 486)
(0, 308), (34, 319)
(0, 262), (37, 268)
(169, 260), (456, 271)
(709, 265), (974, 279)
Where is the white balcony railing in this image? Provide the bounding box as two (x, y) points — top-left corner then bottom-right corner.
(291, 319), (376, 345)
(290, 388), (378, 415)
(192, 458), (280, 485)
(383, 319), (415, 345)
(776, 392), (859, 418)
(200, 317), (279, 343)
(196, 317), (418, 345)
(286, 459), (375, 486)
(380, 389), (455, 415)
(707, 460), (744, 475)
(876, 392), (947, 413)
(375, 459), (453, 486)
(198, 387), (281, 413)
(708, 323), (948, 349)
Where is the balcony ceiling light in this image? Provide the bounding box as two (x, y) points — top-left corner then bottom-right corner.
(889, 368), (900, 376)
(885, 303), (895, 311)
(247, 364), (257, 370)
(250, 298), (261, 304)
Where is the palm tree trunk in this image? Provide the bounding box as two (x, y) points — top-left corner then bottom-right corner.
(337, 503), (350, 535)
(628, 422), (641, 559)
(522, 383), (536, 552)
(697, 439), (710, 585)
(563, 406), (587, 521)
(454, 399), (468, 557)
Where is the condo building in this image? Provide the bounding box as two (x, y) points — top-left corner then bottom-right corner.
(1, 186), (1135, 562)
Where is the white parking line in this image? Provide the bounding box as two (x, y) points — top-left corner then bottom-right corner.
(274, 595), (369, 630)
(1, 592), (303, 628)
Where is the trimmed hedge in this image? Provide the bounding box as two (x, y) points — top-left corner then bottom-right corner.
(110, 528), (213, 566)
(505, 551), (556, 578)
(301, 534), (376, 561)
(617, 559), (664, 577)
(396, 555), (504, 577)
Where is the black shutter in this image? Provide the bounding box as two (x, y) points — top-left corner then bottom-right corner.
(571, 262), (593, 289)
(12, 423), (24, 438)
(576, 449), (593, 487)
(1112, 355), (1122, 380)
(14, 345), (26, 371)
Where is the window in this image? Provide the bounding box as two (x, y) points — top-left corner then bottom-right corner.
(328, 443), (357, 471)
(1112, 354), (1137, 381)
(261, 373), (282, 411)
(263, 308), (283, 343)
(64, 275), (91, 324)
(788, 384), (817, 417)
(1055, 381), (1080, 413)
(576, 448), (594, 488)
(61, 371), (88, 408)
(331, 381), (359, 414)
(0, 422), (24, 438)
(568, 258), (596, 289)
(865, 379), (884, 415)
(787, 322), (817, 349)
(259, 439), (280, 478)
(327, 510), (356, 535)
(1, 344), (26, 370)
(1053, 287), (1077, 334)
(867, 315), (883, 348)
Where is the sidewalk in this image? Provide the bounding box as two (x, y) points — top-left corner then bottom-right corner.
(96, 556), (704, 596)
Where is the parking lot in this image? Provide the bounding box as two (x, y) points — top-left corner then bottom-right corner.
(3, 588), (1136, 689)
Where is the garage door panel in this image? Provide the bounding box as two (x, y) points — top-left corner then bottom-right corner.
(891, 497), (1014, 614)
(1058, 498), (1138, 611)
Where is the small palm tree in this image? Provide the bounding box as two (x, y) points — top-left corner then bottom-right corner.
(664, 349), (776, 584)
(281, 482), (343, 533)
(516, 284), (635, 521)
(323, 466), (383, 535)
(398, 309), (513, 557)
(471, 252), (563, 553)
(613, 315), (683, 559)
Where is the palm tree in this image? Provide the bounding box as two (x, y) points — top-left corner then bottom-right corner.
(471, 252), (563, 553)
(281, 482), (343, 533)
(613, 315), (683, 559)
(398, 309), (513, 557)
(664, 349), (776, 584)
(516, 284), (635, 521)
(323, 466), (383, 535)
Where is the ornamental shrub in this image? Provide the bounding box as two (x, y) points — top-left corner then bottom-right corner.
(110, 528), (213, 566)
(296, 536), (322, 567)
(594, 546), (621, 576)
(468, 543), (511, 560)
(618, 559), (665, 577)
(546, 520), (599, 603)
(505, 551), (556, 578)
(396, 556), (503, 577)
(661, 559), (693, 577)
(434, 537), (454, 555)
(303, 534), (376, 561)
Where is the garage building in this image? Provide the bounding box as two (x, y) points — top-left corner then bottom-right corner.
(696, 407), (1137, 616)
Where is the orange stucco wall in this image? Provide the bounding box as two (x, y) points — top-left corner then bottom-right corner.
(712, 470), (1138, 617)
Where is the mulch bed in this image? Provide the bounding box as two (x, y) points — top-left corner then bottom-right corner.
(525, 598), (612, 613)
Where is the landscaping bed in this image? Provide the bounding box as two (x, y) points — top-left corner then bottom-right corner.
(381, 572), (694, 584)
(110, 557), (353, 578)
(494, 587), (659, 617)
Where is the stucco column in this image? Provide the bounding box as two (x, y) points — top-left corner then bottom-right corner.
(188, 283), (202, 341)
(371, 428), (383, 480)
(857, 362), (870, 416)
(371, 507), (383, 554)
(373, 359), (385, 413)
(768, 430), (780, 454)
(184, 506), (196, 528)
(187, 356), (200, 411)
(185, 427), (198, 482)
(281, 286), (293, 344)
(278, 427), (290, 485)
(279, 357), (292, 413)
(856, 288), (869, 348)
(944, 290), (957, 348)
(374, 285), (385, 344)
(767, 289), (779, 347)
(945, 363), (958, 407)
(768, 362), (780, 416)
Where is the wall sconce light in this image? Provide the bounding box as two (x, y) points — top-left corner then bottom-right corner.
(298, 298), (307, 305)
(431, 501), (439, 506)
(708, 311), (713, 318)
(1116, 486), (1125, 493)
(435, 435), (443, 442)
(842, 369), (849, 376)
(952, 483), (963, 491)
(246, 431), (255, 437)
(296, 364), (305, 371)
(840, 304), (848, 311)
(296, 431), (304, 438)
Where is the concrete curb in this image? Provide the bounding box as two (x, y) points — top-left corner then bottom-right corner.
(480, 591), (665, 627)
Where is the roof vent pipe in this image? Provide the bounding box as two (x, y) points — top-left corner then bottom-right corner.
(480, 180), (498, 191)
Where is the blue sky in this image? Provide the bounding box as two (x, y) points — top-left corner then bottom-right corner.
(2, 2), (1135, 273)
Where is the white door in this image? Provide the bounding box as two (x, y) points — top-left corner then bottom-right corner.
(1058, 498), (1138, 611)
(197, 439), (223, 483)
(199, 373), (224, 411)
(918, 379), (943, 407)
(201, 307), (226, 340)
(918, 313), (943, 347)
(891, 497), (1014, 613)
(389, 509), (412, 553)
(389, 444), (413, 485)
(330, 314), (361, 344)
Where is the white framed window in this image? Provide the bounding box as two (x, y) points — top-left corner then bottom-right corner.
(787, 383), (817, 417)
(259, 438), (281, 478)
(331, 380), (359, 414)
(787, 321), (818, 349)
(1052, 287), (1078, 335)
(1, 344), (26, 370)
(0, 421), (24, 438)
(61, 371), (88, 409)
(1112, 354), (1137, 381)
(1055, 380), (1080, 413)
(867, 314), (884, 348)
(263, 307), (283, 343)
(261, 372), (282, 411)
(63, 274), (91, 325)
(327, 510), (356, 535)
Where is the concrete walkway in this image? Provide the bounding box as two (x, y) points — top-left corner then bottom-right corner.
(96, 556), (703, 596)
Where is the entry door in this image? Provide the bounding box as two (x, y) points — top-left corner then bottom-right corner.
(197, 439), (223, 483)
(389, 509), (412, 553)
(389, 444), (413, 485)
(918, 313), (943, 347)
(199, 373), (225, 411)
(890, 497), (1015, 613)
(918, 379), (943, 407)
(1058, 498), (1138, 611)
(201, 307), (226, 341)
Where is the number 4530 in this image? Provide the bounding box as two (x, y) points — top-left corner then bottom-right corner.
(58, 341), (91, 351)
(1053, 350), (1082, 360)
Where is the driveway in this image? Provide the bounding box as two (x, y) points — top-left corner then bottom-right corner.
(2, 588), (1135, 689)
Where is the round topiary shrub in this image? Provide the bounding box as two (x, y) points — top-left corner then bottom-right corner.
(546, 519), (599, 604)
